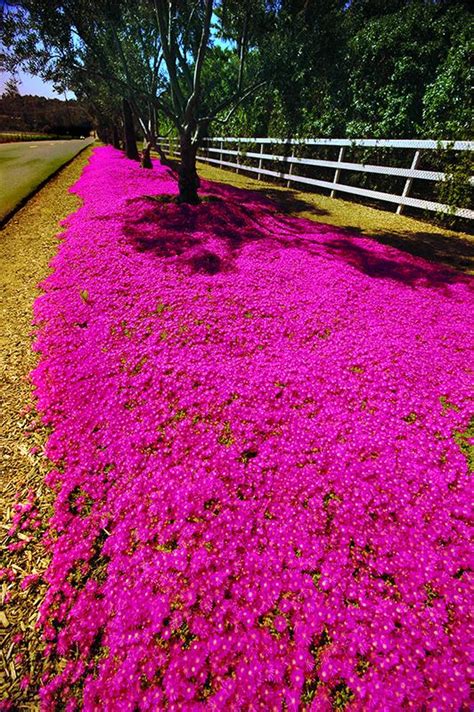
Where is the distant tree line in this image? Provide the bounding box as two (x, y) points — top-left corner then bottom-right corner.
(0, 79), (93, 137)
(1, 0), (471, 203)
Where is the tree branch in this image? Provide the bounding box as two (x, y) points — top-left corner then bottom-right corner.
(198, 79), (266, 125)
(153, 0), (185, 115)
(183, 0), (213, 129)
(237, 11), (249, 93)
(192, 0), (213, 97)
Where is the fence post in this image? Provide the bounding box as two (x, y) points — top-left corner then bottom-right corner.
(257, 142), (264, 181)
(330, 147), (345, 198)
(397, 150), (421, 215)
(286, 146), (295, 188)
(219, 139), (224, 169)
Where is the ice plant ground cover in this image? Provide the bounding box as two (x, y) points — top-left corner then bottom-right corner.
(18, 146), (474, 709)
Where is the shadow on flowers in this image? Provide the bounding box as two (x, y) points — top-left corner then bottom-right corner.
(206, 176), (474, 276)
(122, 188), (472, 290)
(122, 193), (275, 274)
(321, 237), (474, 291)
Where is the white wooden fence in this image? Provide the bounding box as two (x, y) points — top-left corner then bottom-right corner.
(158, 136), (474, 220)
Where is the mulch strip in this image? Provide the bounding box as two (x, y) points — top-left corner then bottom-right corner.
(0, 147), (94, 709)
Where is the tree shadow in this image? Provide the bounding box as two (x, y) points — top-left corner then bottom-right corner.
(356, 228), (474, 274)
(320, 237), (472, 292)
(122, 181), (473, 290)
(122, 193), (273, 274)
(203, 174), (474, 275)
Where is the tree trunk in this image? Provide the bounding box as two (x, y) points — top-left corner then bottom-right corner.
(96, 121), (112, 145)
(122, 98), (139, 161)
(154, 141), (168, 164)
(112, 124), (121, 150)
(178, 134), (200, 204)
(141, 139), (153, 169)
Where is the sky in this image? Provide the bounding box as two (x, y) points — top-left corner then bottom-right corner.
(0, 69), (74, 100)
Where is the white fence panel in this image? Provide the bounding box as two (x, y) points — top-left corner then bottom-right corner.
(156, 136), (474, 220)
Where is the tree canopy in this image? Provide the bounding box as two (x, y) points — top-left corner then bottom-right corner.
(1, 0), (471, 201)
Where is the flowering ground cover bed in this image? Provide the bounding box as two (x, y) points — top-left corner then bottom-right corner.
(5, 146), (473, 710)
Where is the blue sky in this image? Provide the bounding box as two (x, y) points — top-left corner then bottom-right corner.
(0, 69), (74, 100)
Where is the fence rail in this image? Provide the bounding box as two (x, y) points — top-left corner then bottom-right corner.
(157, 136), (474, 220)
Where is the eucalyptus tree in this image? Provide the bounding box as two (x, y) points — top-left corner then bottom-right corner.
(147, 0), (267, 202)
(1, 0), (162, 160)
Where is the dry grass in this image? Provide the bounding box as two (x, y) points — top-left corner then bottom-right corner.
(196, 161), (474, 274)
(0, 147), (93, 709)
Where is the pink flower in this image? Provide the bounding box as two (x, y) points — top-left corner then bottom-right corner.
(19, 675), (31, 690)
(20, 574), (41, 590)
(29, 146), (473, 710)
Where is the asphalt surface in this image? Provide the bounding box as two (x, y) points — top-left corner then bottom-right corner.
(0, 138), (94, 223)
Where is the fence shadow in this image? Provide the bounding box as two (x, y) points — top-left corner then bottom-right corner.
(258, 188), (329, 218)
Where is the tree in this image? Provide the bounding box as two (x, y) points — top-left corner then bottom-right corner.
(344, 1), (472, 138)
(255, 0), (348, 138)
(2, 76), (21, 99)
(423, 17), (474, 139)
(0, 1), (159, 160)
(3, 0), (467, 194)
(1, 0), (268, 202)
(147, 0), (267, 202)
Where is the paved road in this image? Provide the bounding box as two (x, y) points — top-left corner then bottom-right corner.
(0, 138), (95, 223)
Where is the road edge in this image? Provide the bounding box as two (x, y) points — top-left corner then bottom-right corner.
(0, 140), (97, 230)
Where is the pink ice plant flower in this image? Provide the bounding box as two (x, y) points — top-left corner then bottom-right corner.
(20, 573), (41, 590)
(31, 147), (473, 710)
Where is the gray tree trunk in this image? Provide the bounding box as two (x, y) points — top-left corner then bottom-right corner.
(178, 133), (200, 204)
(112, 124), (121, 150)
(122, 98), (139, 161)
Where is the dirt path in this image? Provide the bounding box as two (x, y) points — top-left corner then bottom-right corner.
(0, 147), (93, 708)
